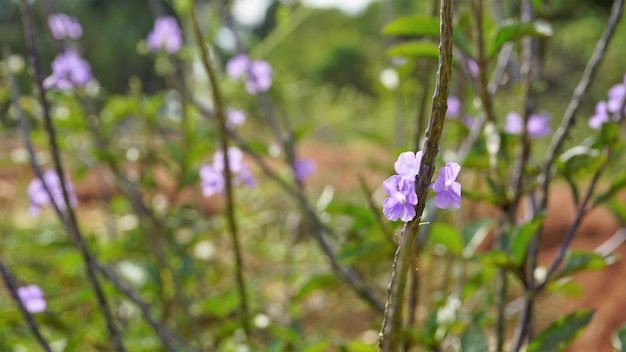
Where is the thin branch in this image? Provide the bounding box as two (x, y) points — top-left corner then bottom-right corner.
(0, 258), (52, 352)
(189, 98), (386, 311)
(539, 0), (624, 207)
(190, 5), (251, 338)
(537, 159), (608, 290)
(18, 2), (125, 349)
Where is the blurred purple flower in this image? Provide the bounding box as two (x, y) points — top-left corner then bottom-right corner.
(27, 170), (77, 216)
(48, 13), (82, 40)
(394, 151), (423, 180)
(527, 112), (551, 137)
(245, 60), (273, 94)
(226, 54), (273, 94)
(294, 158), (316, 181)
(382, 175), (417, 222)
(17, 285), (46, 313)
(468, 58), (479, 78)
(199, 165), (224, 197)
(226, 108), (246, 128)
(200, 147), (255, 197)
(589, 101), (610, 130)
(43, 50), (92, 90)
(505, 112), (523, 134)
(213, 147), (245, 173)
(432, 162), (461, 209)
(607, 76), (626, 115)
(447, 96), (461, 118)
(505, 111), (551, 138)
(147, 16), (183, 53)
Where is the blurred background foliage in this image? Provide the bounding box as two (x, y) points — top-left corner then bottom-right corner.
(1, 0), (626, 350)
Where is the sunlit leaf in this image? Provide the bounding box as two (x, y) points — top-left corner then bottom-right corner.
(490, 19), (553, 56)
(386, 42), (440, 60)
(593, 171), (626, 206)
(556, 251), (612, 279)
(429, 223), (464, 256)
(510, 216), (545, 265)
(527, 309), (594, 352)
(557, 145), (606, 177)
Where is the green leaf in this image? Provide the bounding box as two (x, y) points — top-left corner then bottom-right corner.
(460, 324), (488, 352)
(293, 274), (338, 302)
(557, 145), (606, 178)
(490, 19), (553, 56)
(607, 199), (626, 225)
(201, 289), (240, 318)
(477, 250), (514, 268)
(510, 216), (545, 265)
(593, 171), (626, 206)
(462, 219), (494, 257)
(429, 223), (464, 256)
(556, 251), (611, 279)
(337, 240), (389, 264)
(527, 309), (595, 352)
(612, 325), (626, 352)
(382, 15), (440, 37)
(382, 15), (472, 53)
(386, 42), (440, 60)
(296, 341), (331, 352)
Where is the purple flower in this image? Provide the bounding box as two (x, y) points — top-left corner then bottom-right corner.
(589, 101), (610, 130)
(447, 96), (461, 118)
(17, 285), (46, 313)
(468, 58), (479, 78)
(505, 111), (551, 138)
(27, 170), (77, 215)
(199, 165), (224, 197)
(48, 13), (82, 40)
(394, 151), (423, 180)
(226, 108), (246, 128)
(43, 50), (92, 90)
(226, 54), (273, 94)
(382, 175), (417, 222)
(527, 112), (551, 137)
(147, 16), (183, 53)
(213, 147), (245, 174)
(607, 76), (626, 115)
(432, 162), (462, 209)
(226, 54), (250, 78)
(505, 112), (523, 134)
(200, 147), (255, 197)
(294, 158), (316, 181)
(245, 60), (273, 94)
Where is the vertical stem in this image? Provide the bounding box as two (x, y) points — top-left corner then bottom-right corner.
(380, 0), (454, 349)
(190, 5), (251, 338)
(18, 2), (125, 350)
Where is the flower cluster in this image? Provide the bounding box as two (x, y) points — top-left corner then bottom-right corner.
(48, 13), (82, 40)
(17, 285), (46, 313)
(589, 74), (626, 129)
(382, 151), (461, 222)
(226, 54), (273, 94)
(147, 16), (183, 54)
(200, 147), (255, 197)
(27, 170), (78, 216)
(505, 111), (551, 138)
(43, 50), (93, 90)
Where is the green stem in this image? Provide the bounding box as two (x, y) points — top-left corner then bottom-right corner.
(190, 5), (251, 339)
